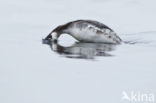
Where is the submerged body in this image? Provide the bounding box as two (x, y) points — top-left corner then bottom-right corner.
(45, 20), (122, 44)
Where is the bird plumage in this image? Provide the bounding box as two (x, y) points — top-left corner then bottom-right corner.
(45, 20), (122, 44)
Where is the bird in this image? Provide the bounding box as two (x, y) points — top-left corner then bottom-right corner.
(44, 20), (122, 44)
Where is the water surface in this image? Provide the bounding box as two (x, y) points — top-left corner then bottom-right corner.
(0, 0), (156, 103)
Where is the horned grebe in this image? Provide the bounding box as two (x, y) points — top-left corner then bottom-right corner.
(44, 20), (122, 44)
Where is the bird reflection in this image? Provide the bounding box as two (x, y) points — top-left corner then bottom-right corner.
(42, 39), (117, 59)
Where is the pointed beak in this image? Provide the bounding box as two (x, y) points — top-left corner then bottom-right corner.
(42, 33), (52, 44)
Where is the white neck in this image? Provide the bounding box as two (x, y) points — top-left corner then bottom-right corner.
(51, 32), (58, 40)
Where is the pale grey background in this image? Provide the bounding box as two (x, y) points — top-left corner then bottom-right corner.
(0, 0), (156, 103)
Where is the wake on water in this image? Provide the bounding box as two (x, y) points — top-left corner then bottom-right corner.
(121, 31), (156, 46)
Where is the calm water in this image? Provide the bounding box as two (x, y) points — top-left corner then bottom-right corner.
(0, 0), (156, 103)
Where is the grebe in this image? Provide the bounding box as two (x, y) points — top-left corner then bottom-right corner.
(44, 20), (122, 44)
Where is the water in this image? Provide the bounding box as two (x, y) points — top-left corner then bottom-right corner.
(42, 31), (156, 60)
(0, 0), (156, 103)
(42, 39), (116, 59)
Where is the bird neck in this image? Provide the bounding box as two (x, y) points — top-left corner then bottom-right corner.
(53, 24), (68, 34)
